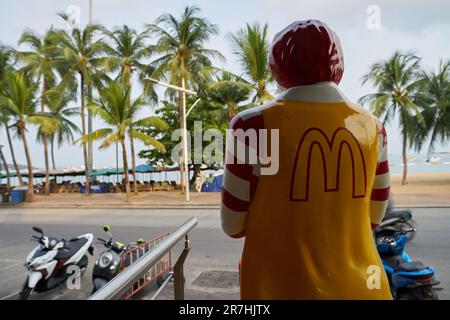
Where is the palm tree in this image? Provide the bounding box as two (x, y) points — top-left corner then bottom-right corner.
(0, 45), (24, 184)
(410, 61), (450, 159)
(82, 81), (165, 201)
(102, 25), (156, 194)
(0, 144), (11, 190)
(229, 23), (273, 104)
(50, 14), (108, 194)
(146, 5), (223, 192)
(0, 71), (39, 201)
(43, 81), (80, 170)
(15, 29), (65, 195)
(209, 71), (252, 120)
(360, 51), (425, 185)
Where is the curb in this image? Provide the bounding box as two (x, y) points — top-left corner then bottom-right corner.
(0, 204), (221, 210)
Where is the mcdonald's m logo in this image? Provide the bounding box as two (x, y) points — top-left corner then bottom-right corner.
(289, 127), (367, 201)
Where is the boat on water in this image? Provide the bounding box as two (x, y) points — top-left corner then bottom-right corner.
(427, 157), (441, 164)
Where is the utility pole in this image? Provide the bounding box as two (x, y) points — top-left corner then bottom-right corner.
(180, 78), (190, 202)
(146, 78), (198, 202)
(87, 0), (94, 172)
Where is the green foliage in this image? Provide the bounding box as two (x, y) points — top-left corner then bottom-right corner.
(137, 96), (227, 167)
(146, 5), (224, 97)
(80, 80), (166, 150)
(229, 23), (273, 103)
(409, 60), (450, 156)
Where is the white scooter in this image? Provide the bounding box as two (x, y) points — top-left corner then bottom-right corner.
(20, 227), (94, 300)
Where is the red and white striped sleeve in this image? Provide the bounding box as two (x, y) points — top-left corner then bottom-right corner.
(221, 107), (264, 238)
(370, 119), (391, 229)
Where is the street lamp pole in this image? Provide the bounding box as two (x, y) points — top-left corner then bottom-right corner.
(87, 0), (94, 172)
(146, 78), (199, 202)
(180, 78), (190, 202)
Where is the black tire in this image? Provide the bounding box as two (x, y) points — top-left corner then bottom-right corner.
(397, 286), (437, 300)
(19, 286), (32, 300)
(432, 289), (439, 300)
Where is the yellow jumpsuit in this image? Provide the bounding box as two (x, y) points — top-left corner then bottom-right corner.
(237, 99), (392, 299)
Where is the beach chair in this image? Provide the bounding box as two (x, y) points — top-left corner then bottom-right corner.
(153, 182), (162, 191)
(72, 183), (80, 193)
(161, 181), (171, 191)
(170, 181), (180, 190)
(137, 181), (145, 192)
(59, 184), (66, 193)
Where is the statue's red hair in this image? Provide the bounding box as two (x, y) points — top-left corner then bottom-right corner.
(269, 20), (344, 88)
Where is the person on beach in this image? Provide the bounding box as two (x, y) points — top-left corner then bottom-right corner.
(220, 19), (392, 299)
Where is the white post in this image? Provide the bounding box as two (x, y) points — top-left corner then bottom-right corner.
(89, 0), (93, 24)
(181, 79), (190, 202)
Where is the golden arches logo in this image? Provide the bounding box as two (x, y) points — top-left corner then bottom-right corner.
(289, 127), (367, 201)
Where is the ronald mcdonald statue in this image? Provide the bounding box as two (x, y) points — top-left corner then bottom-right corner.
(221, 20), (392, 299)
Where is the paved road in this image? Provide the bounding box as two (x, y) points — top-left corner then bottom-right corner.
(0, 207), (448, 300)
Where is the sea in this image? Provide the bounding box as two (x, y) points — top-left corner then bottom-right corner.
(387, 152), (450, 174)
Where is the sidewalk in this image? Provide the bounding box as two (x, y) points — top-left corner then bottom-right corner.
(1, 190), (449, 208)
(2, 191), (221, 208)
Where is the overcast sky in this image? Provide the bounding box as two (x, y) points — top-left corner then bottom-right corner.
(1, 0), (450, 169)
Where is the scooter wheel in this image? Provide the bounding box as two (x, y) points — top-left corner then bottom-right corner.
(19, 286), (32, 300)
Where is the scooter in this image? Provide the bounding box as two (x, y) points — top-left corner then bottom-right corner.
(20, 227), (94, 300)
(92, 225), (167, 294)
(91, 225), (129, 293)
(375, 227), (439, 300)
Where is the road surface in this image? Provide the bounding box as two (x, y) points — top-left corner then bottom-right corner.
(0, 207), (448, 300)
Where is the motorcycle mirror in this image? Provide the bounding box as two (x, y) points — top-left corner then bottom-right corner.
(32, 227), (43, 235)
(103, 225), (111, 232)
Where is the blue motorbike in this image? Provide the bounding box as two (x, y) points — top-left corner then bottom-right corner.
(375, 227), (439, 300)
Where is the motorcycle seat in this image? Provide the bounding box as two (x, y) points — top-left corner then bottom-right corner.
(395, 261), (425, 272)
(55, 238), (88, 260)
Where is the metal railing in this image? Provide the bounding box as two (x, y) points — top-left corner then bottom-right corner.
(88, 217), (198, 300)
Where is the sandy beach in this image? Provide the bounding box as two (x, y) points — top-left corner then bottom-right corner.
(390, 172), (450, 206)
(2, 172), (449, 208)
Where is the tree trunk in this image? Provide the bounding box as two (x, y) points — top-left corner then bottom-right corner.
(257, 80), (265, 105)
(5, 123), (24, 185)
(402, 130), (408, 185)
(80, 73), (90, 194)
(426, 126), (437, 162)
(227, 103), (237, 121)
(19, 120), (34, 202)
(42, 134), (50, 195)
(130, 134), (138, 194)
(0, 147), (11, 190)
(41, 78), (50, 196)
(51, 138), (56, 170)
(126, 75), (138, 195)
(87, 83), (93, 171)
(120, 139), (131, 202)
